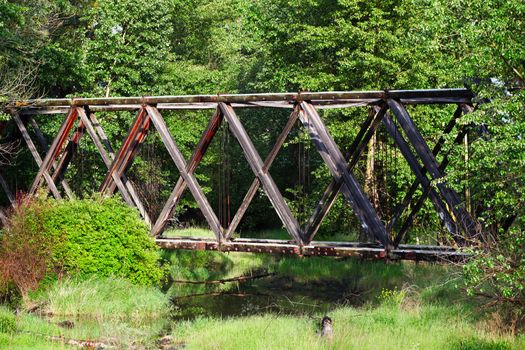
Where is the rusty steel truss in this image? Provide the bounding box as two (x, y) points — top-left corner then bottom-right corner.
(1, 89), (481, 261)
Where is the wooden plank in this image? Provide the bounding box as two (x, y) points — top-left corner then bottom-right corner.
(299, 102), (392, 249)
(304, 105), (387, 243)
(29, 108), (78, 195)
(29, 118), (74, 198)
(387, 99), (479, 239)
(13, 115), (62, 199)
(219, 103), (304, 245)
(225, 106), (300, 239)
(145, 105), (224, 242)
(151, 108), (223, 237)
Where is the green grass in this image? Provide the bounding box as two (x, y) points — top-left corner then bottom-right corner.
(34, 276), (170, 321)
(1, 228), (524, 349)
(0, 277), (172, 349)
(172, 304), (524, 350)
(163, 227), (291, 240)
(163, 227), (216, 238)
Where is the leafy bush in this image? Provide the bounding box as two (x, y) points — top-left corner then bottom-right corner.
(0, 197), (59, 297)
(463, 228), (525, 330)
(43, 195), (163, 286)
(0, 307), (16, 333)
(0, 195), (163, 296)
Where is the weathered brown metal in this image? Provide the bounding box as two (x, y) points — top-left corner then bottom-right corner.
(0, 172), (14, 205)
(387, 99), (479, 240)
(382, 113), (459, 243)
(155, 237), (469, 262)
(299, 101), (392, 249)
(0, 208), (7, 227)
(29, 108), (79, 196)
(151, 108), (223, 236)
(50, 120), (85, 185)
(224, 106), (300, 239)
(394, 123), (471, 246)
(387, 105), (464, 235)
(9, 89), (473, 109)
(77, 108), (152, 227)
(28, 117), (74, 198)
(304, 104), (388, 243)
(2, 89), (482, 260)
(145, 105), (225, 241)
(99, 108), (147, 194)
(15, 97), (474, 115)
(220, 103), (304, 244)
(13, 114), (63, 199)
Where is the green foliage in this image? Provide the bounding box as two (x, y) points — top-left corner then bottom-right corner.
(36, 277), (170, 321)
(84, 0), (173, 96)
(0, 307), (16, 333)
(0, 196), (61, 296)
(451, 337), (512, 350)
(43, 195), (163, 285)
(377, 287), (407, 308)
(1, 195), (163, 291)
(173, 304), (522, 350)
(463, 228), (525, 323)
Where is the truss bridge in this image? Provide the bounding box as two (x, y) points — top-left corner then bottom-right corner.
(1, 89), (482, 261)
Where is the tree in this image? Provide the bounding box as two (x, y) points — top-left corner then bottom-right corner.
(83, 0), (173, 96)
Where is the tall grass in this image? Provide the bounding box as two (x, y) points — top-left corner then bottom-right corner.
(35, 277), (170, 321)
(0, 277), (173, 349)
(172, 304), (523, 350)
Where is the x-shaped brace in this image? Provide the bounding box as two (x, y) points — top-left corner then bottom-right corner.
(298, 101), (392, 249)
(386, 99), (479, 244)
(26, 108), (80, 198)
(303, 105), (388, 244)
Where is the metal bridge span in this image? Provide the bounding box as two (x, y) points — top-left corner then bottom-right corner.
(1, 89), (480, 262)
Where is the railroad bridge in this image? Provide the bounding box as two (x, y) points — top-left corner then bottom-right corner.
(0, 89), (482, 261)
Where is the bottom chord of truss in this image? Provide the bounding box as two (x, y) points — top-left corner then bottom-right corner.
(155, 237), (469, 262)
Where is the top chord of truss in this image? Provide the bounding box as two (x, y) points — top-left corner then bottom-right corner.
(8, 88), (474, 114)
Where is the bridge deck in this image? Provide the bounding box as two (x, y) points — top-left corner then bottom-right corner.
(156, 237), (468, 262)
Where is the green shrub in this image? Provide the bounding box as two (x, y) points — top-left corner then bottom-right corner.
(0, 307), (16, 333)
(0, 197), (59, 296)
(463, 228), (525, 329)
(1, 195), (162, 293)
(44, 195), (163, 285)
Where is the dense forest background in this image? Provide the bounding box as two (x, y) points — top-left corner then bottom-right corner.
(0, 0), (524, 244)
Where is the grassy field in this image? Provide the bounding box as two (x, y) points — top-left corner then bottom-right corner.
(0, 229), (524, 349)
(173, 305), (521, 350)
